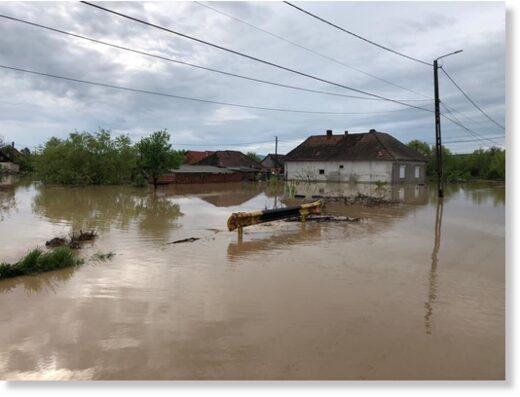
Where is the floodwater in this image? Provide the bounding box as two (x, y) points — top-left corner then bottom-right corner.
(0, 179), (505, 380)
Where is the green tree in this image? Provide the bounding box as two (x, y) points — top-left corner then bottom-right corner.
(245, 152), (261, 163)
(407, 140), (435, 176)
(33, 129), (136, 185)
(136, 130), (182, 189)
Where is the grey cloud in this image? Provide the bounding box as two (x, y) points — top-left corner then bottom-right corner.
(0, 1), (505, 154)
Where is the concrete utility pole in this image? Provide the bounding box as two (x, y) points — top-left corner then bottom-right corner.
(433, 50), (463, 198)
(275, 136), (278, 158)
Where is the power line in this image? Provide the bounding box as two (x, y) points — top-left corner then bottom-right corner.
(440, 109), (504, 147)
(435, 135), (505, 145)
(441, 105), (501, 146)
(440, 102), (504, 146)
(175, 140), (274, 147)
(441, 100), (487, 128)
(441, 67), (505, 130)
(283, 1), (432, 67)
(194, 1), (432, 100)
(0, 14), (433, 104)
(0, 64), (426, 115)
(80, 1), (434, 113)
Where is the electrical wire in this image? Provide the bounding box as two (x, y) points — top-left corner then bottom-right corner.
(283, 1), (432, 67)
(440, 102), (504, 146)
(0, 14), (434, 104)
(194, 1), (432, 100)
(440, 107), (504, 147)
(80, 1), (434, 113)
(441, 67), (505, 130)
(0, 64), (425, 115)
(441, 100), (487, 128)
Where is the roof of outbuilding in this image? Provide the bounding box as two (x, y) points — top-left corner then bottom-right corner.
(285, 130), (427, 162)
(170, 165), (235, 174)
(184, 150), (215, 165)
(195, 150), (263, 169)
(261, 153), (286, 168)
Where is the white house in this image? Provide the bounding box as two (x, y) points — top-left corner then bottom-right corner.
(284, 129), (427, 184)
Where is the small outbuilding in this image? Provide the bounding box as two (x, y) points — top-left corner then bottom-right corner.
(156, 165), (242, 184)
(0, 144), (21, 174)
(195, 150), (264, 181)
(261, 154), (286, 175)
(284, 129), (427, 184)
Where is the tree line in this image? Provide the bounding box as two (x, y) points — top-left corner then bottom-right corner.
(21, 129), (182, 188)
(407, 140), (505, 181)
(3, 131), (505, 186)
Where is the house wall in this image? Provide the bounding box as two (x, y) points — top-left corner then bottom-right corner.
(261, 157), (276, 169)
(391, 162), (426, 184)
(0, 162), (20, 173)
(285, 160), (426, 184)
(156, 172), (242, 184)
(285, 161), (394, 183)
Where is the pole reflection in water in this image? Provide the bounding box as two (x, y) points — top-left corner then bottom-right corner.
(425, 198), (444, 335)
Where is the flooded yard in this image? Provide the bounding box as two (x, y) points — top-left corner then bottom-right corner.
(0, 180), (505, 380)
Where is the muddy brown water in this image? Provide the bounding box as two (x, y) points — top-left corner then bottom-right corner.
(0, 180), (505, 380)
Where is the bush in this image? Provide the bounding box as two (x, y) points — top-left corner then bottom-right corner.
(34, 129), (137, 185)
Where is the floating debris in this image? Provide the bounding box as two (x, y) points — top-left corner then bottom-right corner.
(324, 193), (397, 207)
(45, 230), (99, 250)
(285, 215), (361, 223)
(91, 252), (115, 261)
(169, 237), (200, 244)
(70, 229), (98, 242)
(45, 237), (67, 248)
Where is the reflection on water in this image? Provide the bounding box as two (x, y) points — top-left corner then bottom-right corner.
(424, 199), (443, 335)
(0, 265), (78, 294)
(0, 185), (16, 221)
(0, 181), (505, 380)
(31, 185), (182, 239)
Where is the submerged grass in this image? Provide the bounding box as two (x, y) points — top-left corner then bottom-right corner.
(0, 247), (84, 280)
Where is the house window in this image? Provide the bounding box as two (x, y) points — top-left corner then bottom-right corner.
(339, 165), (344, 169)
(415, 166), (420, 179)
(319, 169), (325, 175)
(399, 165), (406, 179)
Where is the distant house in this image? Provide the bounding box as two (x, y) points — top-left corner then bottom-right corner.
(156, 165), (242, 184)
(261, 154), (286, 175)
(184, 150), (215, 165)
(195, 150), (264, 181)
(0, 144), (21, 174)
(284, 129), (427, 184)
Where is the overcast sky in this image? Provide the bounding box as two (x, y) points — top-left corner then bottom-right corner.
(0, 1), (505, 155)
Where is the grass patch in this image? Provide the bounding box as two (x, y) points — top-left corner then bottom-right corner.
(0, 247), (84, 280)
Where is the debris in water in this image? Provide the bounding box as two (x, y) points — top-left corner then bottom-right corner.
(324, 193), (397, 207)
(45, 237), (67, 248)
(91, 252), (115, 261)
(45, 230), (99, 250)
(70, 230), (98, 242)
(169, 237), (200, 244)
(285, 215), (361, 223)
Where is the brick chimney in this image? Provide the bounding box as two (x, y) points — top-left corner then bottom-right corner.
(326, 129), (333, 137)
(344, 130), (349, 135)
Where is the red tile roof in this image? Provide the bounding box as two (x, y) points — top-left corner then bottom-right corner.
(285, 130), (427, 162)
(195, 150), (263, 169)
(184, 150), (215, 165)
